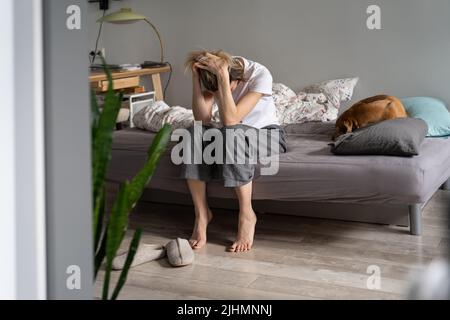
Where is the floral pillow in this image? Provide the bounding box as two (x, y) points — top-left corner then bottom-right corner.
(271, 83), (336, 124)
(272, 83), (297, 107)
(280, 93), (338, 125)
(272, 83), (298, 121)
(302, 77), (359, 110)
(272, 79), (358, 125)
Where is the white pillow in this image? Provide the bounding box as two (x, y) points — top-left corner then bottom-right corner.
(132, 100), (170, 132)
(302, 77), (359, 110)
(133, 101), (194, 132)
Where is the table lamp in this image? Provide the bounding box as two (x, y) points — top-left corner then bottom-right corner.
(97, 8), (165, 64)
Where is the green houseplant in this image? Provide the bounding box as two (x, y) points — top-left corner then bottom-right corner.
(91, 59), (171, 300)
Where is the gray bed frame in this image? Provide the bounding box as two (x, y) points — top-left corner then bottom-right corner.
(110, 177), (449, 236)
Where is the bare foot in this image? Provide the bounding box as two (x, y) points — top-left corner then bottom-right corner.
(228, 210), (257, 252)
(189, 209), (213, 249)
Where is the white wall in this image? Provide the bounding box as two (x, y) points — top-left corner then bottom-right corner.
(87, 0), (450, 109)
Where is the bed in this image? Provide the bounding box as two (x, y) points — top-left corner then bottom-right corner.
(107, 121), (450, 235)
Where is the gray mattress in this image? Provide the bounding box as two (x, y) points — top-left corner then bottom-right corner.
(108, 122), (450, 206)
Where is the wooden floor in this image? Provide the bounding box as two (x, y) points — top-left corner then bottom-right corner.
(96, 190), (449, 300)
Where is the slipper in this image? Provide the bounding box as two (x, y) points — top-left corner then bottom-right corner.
(165, 238), (194, 267)
(112, 243), (166, 270)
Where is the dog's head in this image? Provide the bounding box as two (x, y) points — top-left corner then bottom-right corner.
(333, 117), (356, 140)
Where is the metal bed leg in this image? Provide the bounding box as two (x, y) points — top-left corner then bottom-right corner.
(409, 204), (422, 236)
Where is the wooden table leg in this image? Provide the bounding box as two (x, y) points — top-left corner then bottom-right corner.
(151, 73), (163, 101)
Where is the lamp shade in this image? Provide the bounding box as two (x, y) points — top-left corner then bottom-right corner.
(96, 7), (165, 63)
(97, 8), (146, 24)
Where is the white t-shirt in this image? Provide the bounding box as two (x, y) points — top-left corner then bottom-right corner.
(223, 56), (279, 129)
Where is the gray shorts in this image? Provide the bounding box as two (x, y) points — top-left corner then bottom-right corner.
(180, 124), (287, 188)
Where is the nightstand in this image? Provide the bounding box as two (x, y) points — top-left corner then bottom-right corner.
(89, 65), (170, 101)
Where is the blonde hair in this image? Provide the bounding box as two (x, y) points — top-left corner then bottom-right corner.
(185, 50), (246, 92)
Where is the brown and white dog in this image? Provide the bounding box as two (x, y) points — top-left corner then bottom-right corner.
(333, 95), (407, 139)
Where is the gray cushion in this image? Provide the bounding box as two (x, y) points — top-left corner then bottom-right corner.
(165, 238), (194, 267)
(330, 118), (428, 156)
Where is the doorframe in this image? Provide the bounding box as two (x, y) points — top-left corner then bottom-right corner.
(43, 0), (93, 299)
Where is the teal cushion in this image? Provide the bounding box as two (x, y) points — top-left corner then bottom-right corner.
(401, 97), (450, 137)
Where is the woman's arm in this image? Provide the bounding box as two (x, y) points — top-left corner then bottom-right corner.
(198, 53), (262, 126)
(215, 72), (262, 126)
(191, 64), (214, 123)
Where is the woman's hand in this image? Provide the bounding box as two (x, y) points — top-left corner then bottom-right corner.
(191, 61), (202, 79)
(196, 53), (229, 80)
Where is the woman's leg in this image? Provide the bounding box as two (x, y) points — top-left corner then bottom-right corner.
(228, 181), (257, 252)
(187, 179), (213, 249)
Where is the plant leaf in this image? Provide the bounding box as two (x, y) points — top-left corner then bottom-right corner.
(92, 58), (122, 204)
(105, 183), (130, 263)
(94, 229), (106, 279)
(102, 182), (129, 299)
(94, 186), (106, 256)
(110, 228), (142, 300)
(91, 90), (100, 138)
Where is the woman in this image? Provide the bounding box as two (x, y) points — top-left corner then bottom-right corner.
(182, 50), (286, 252)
